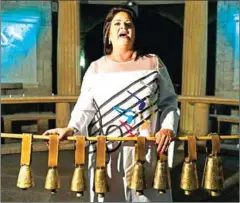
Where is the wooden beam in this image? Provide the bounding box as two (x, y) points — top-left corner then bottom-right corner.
(177, 96), (239, 106)
(1, 95), (239, 106)
(1, 96), (78, 104)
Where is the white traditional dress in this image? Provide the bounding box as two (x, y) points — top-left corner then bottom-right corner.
(68, 54), (180, 202)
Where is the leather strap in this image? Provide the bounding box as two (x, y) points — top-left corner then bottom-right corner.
(75, 136), (85, 165)
(96, 136), (106, 168)
(211, 134), (220, 156)
(134, 143), (138, 161)
(160, 153), (168, 162)
(48, 134), (59, 167)
(187, 136), (197, 161)
(20, 134), (32, 165)
(136, 137), (146, 162)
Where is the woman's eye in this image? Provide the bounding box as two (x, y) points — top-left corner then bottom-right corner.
(125, 23), (132, 28)
(114, 22), (120, 26)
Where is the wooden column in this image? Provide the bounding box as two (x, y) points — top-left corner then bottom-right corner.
(57, 1), (80, 127)
(56, 103), (71, 128)
(180, 1), (208, 136)
(193, 103), (209, 136)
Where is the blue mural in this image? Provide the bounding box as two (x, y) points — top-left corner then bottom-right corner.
(217, 3), (239, 88)
(217, 3), (239, 48)
(1, 8), (41, 82)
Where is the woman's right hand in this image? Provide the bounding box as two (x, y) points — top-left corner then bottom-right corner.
(42, 127), (75, 141)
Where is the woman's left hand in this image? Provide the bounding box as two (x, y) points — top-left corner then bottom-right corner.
(155, 129), (175, 154)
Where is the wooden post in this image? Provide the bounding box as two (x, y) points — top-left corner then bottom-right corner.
(37, 119), (49, 134)
(57, 1), (80, 128)
(3, 120), (12, 133)
(193, 103), (209, 140)
(180, 1), (208, 136)
(56, 103), (71, 128)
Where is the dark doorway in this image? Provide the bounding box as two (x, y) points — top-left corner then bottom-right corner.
(51, 1), (58, 95)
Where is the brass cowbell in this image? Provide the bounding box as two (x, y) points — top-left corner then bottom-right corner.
(17, 165), (34, 189)
(45, 134), (60, 194)
(202, 134), (224, 197)
(93, 167), (109, 198)
(93, 136), (109, 198)
(71, 165), (86, 197)
(202, 155), (224, 196)
(129, 137), (146, 196)
(180, 160), (199, 195)
(44, 167), (60, 194)
(153, 154), (171, 194)
(180, 136), (199, 195)
(129, 161), (146, 196)
(17, 134), (34, 190)
(71, 136), (87, 197)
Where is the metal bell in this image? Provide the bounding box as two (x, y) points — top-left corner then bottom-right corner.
(180, 161), (199, 195)
(202, 155), (224, 196)
(129, 161), (146, 196)
(153, 160), (171, 194)
(44, 167), (60, 194)
(17, 165), (34, 189)
(93, 167), (109, 198)
(71, 165), (86, 197)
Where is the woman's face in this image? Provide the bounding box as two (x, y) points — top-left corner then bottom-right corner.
(108, 11), (135, 50)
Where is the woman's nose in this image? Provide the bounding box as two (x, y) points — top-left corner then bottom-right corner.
(120, 23), (127, 29)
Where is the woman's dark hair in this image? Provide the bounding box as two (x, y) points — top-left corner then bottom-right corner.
(103, 5), (150, 59)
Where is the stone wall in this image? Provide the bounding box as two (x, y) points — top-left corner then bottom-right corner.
(215, 1), (239, 98)
(215, 1), (239, 135)
(1, 1), (52, 96)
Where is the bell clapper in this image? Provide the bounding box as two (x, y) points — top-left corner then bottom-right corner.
(76, 192), (84, 197)
(184, 190), (191, 196)
(98, 193), (104, 198)
(159, 189), (166, 194)
(136, 190), (143, 196)
(97, 193), (104, 202)
(51, 189), (57, 194)
(210, 190), (220, 197)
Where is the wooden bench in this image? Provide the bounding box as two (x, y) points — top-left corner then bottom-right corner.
(2, 112), (56, 134)
(1, 83), (23, 95)
(209, 114), (240, 134)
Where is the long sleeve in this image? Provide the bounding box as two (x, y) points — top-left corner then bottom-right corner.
(68, 63), (96, 136)
(156, 56), (180, 135)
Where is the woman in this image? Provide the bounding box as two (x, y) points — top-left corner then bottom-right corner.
(43, 6), (180, 202)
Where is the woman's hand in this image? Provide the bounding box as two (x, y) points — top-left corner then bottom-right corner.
(155, 129), (175, 154)
(42, 127), (75, 141)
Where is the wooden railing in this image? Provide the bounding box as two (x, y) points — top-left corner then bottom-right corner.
(1, 95), (78, 104)
(178, 95), (239, 106)
(1, 95), (239, 135)
(1, 95), (239, 105)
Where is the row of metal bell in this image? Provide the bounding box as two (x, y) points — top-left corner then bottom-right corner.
(180, 154), (224, 197)
(127, 155), (224, 197)
(16, 154), (224, 197)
